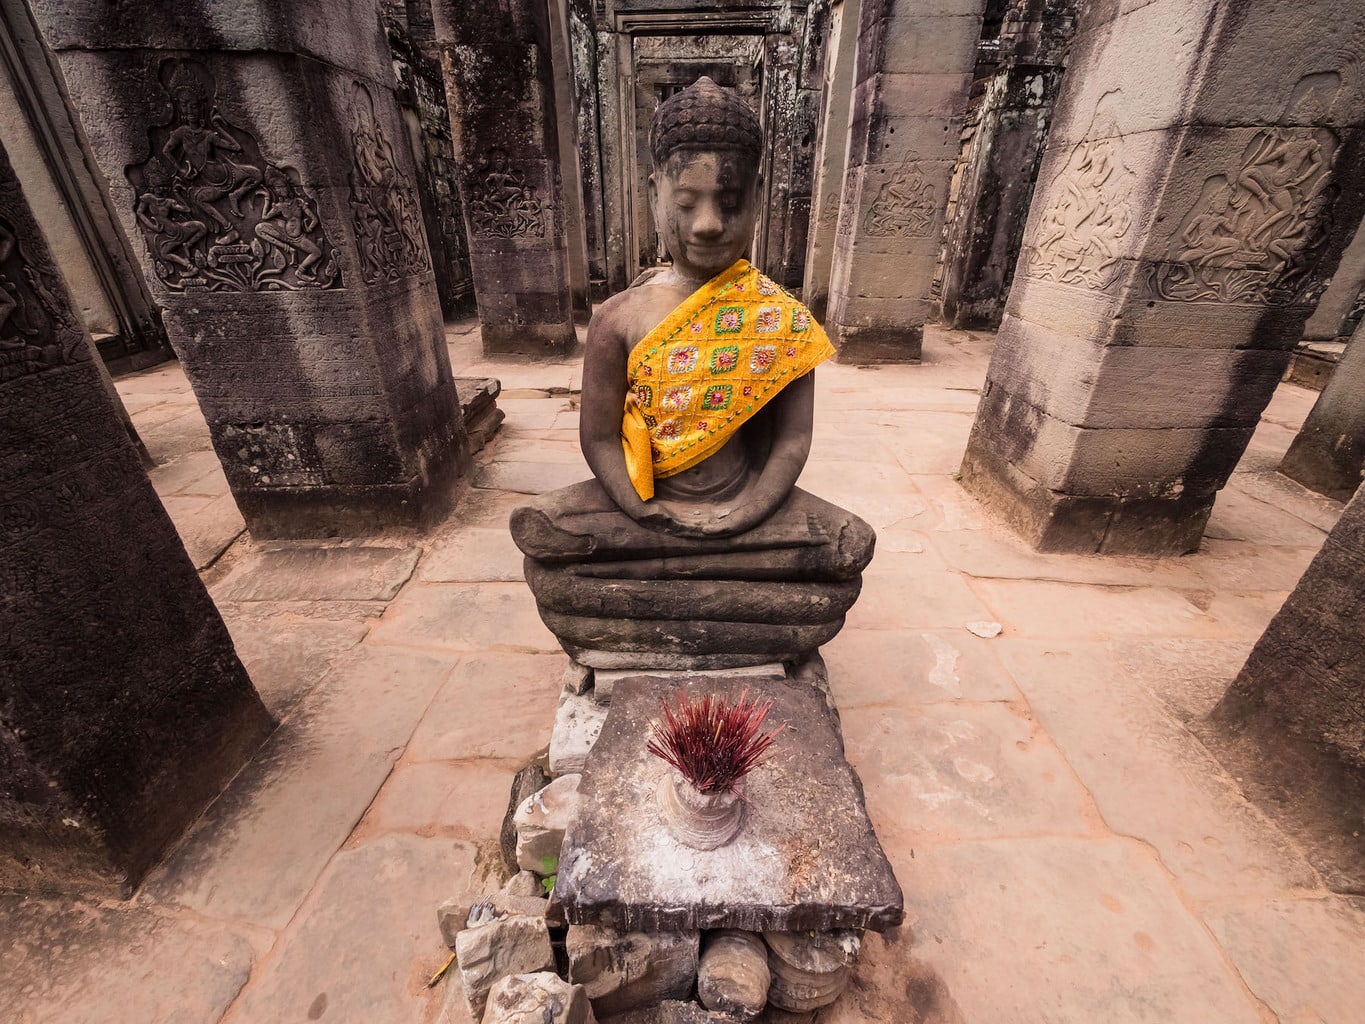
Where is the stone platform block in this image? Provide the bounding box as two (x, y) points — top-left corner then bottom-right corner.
(554, 677), (903, 933)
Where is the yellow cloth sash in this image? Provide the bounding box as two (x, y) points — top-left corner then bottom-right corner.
(622, 259), (834, 501)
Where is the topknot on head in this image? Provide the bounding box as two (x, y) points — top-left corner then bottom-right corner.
(650, 76), (762, 169)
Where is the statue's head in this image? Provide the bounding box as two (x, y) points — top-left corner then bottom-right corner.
(648, 77), (762, 279)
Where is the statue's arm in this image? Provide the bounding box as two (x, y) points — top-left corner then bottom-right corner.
(700, 369), (815, 537)
(579, 301), (661, 526)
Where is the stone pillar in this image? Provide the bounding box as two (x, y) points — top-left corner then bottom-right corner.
(1279, 317), (1365, 501)
(1211, 484), (1365, 826)
(960, 0), (1365, 555)
(1303, 212), (1365, 339)
(825, 0), (986, 362)
(0, 137), (273, 897)
(388, 0), (478, 317)
(432, 0), (577, 356)
(547, 0), (592, 318)
(938, 0), (1079, 330)
(30, 0), (468, 539)
(805, 0), (862, 323)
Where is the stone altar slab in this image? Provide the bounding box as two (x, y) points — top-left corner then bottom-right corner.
(554, 676), (904, 933)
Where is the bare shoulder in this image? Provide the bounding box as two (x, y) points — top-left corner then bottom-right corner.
(586, 284), (664, 357)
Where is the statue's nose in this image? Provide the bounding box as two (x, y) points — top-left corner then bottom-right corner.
(692, 202), (724, 239)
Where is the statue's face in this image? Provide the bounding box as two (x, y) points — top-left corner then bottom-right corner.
(651, 150), (759, 279)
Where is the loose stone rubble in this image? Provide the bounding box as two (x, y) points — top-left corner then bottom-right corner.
(514, 773), (581, 874)
(457, 913), (557, 1020)
(482, 971), (596, 1024)
(567, 925), (699, 1015)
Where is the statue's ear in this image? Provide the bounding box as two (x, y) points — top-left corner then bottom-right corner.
(647, 172), (659, 211)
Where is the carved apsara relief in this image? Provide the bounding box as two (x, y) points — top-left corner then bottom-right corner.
(863, 158), (937, 237)
(1150, 74), (1346, 305)
(466, 150), (546, 239)
(1025, 134), (1134, 289)
(348, 82), (431, 283)
(127, 60), (341, 292)
(0, 155), (90, 383)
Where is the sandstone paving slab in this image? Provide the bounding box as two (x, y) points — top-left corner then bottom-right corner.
(820, 628), (1020, 705)
(1180, 538), (1318, 592)
(494, 398), (568, 430)
(474, 460), (590, 495)
(902, 473), (991, 532)
(1231, 470), (1345, 534)
(0, 897), (256, 1024)
(1201, 896), (1365, 1024)
(556, 676), (904, 933)
(1110, 638), (1256, 722)
(420, 526), (526, 582)
(368, 582), (559, 653)
(147, 448), (228, 496)
(221, 604), (371, 717)
(845, 567), (994, 631)
(140, 407), (216, 464)
(968, 578), (1239, 640)
(1204, 486), (1329, 547)
(211, 544), (421, 602)
(406, 651), (565, 763)
(885, 837), (1267, 1024)
(1200, 590), (1292, 641)
(450, 485), (528, 529)
(885, 412), (977, 474)
(492, 436), (593, 467)
(139, 647), (460, 930)
(796, 459), (925, 532)
(357, 759), (512, 842)
(927, 526), (1209, 589)
(225, 834), (480, 1024)
(161, 492), (245, 568)
(995, 641), (1321, 899)
(839, 702), (1098, 844)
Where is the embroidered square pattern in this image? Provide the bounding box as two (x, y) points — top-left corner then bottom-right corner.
(656, 417), (684, 439)
(715, 307), (744, 334)
(710, 345), (740, 374)
(662, 385), (692, 411)
(750, 345), (776, 373)
(667, 345), (698, 374)
(702, 384), (733, 411)
(755, 306), (782, 333)
(791, 308), (811, 333)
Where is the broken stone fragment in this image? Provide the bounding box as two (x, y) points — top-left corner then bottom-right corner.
(440, 893), (556, 947)
(762, 931), (855, 1012)
(502, 761), (552, 875)
(481, 971), (596, 1024)
(697, 930), (770, 1018)
(502, 870), (544, 898)
(564, 660), (595, 697)
(567, 925), (699, 1016)
(550, 696), (608, 775)
(515, 773), (581, 873)
(457, 915), (556, 1020)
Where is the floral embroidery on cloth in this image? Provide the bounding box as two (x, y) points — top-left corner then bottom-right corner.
(621, 259), (835, 501)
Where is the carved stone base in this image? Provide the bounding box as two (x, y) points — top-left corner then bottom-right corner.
(958, 441), (1215, 557)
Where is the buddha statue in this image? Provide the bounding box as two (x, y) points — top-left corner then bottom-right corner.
(510, 76), (875, 670)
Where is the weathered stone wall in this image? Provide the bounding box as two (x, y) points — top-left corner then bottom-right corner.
(0, 136), (273, 897)
(577, 0), (825, 295)
(0, 0), (170, 371)
(1279, 316), (1365, 501)
(960, 0), (1365, 554)
(804, 0), (862, 322)
(826, 0), (988, 362)
(385, 0), (477, 316)
(31, 0), (469, 537)
(938, 0), (1078, 329)
(433, 0), (578, 356)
